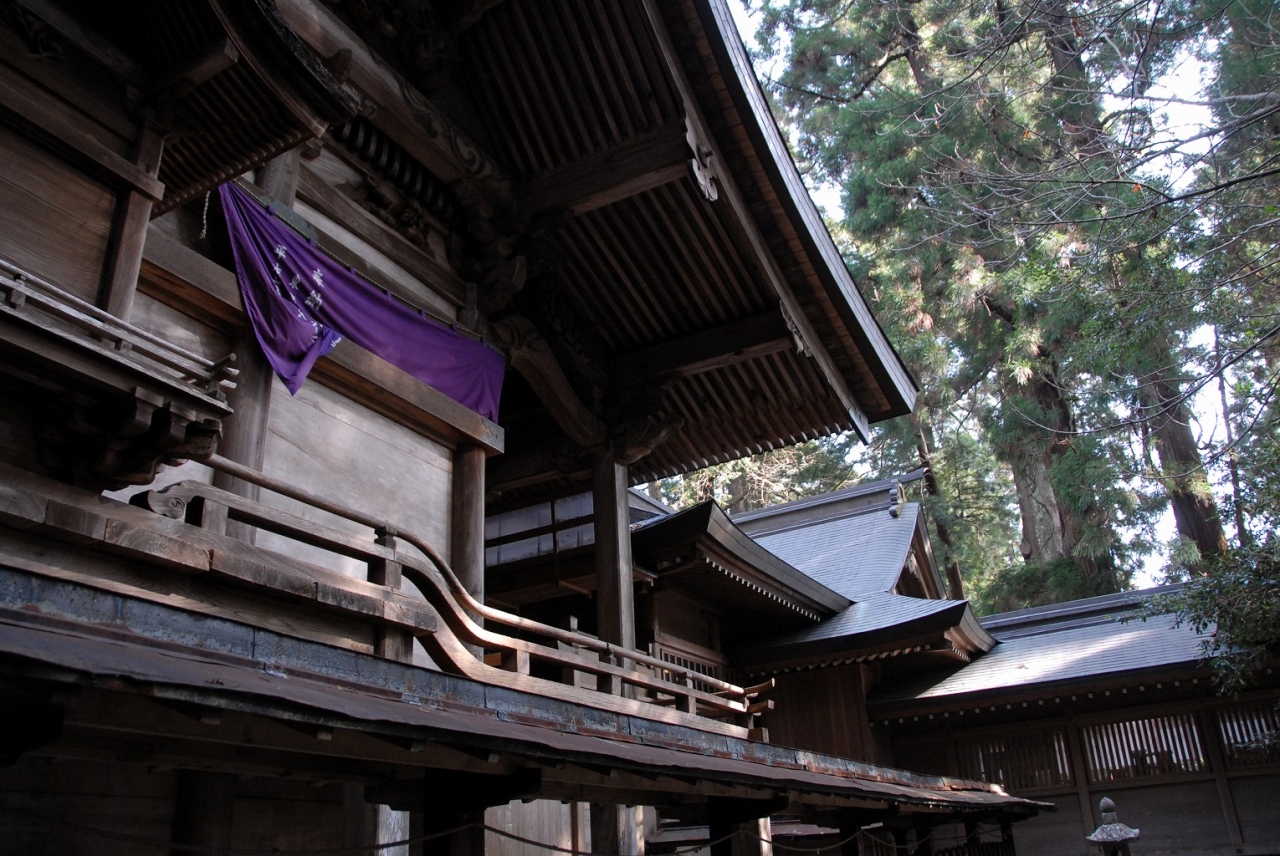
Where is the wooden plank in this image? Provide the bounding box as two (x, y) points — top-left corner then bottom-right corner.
(520, 124), (689, 216)
(0, 62), (163, 200)
(610, 311), (792, 387)
(0, 122), (114, 303)
(295, 165), (467, 307)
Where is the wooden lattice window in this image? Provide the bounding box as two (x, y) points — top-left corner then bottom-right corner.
(954, 729), (1074, 790)
(1216, 701), (1280, 769)
(1082, 712), (1206, 782)
(650, 636), (727, 695)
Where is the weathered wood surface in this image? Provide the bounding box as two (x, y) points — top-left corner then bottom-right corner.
(296, 165), (466, 309)
(519, 124), (690, 217)
(593, 456), (636, 651)
(0, 123), (114, 302)
(257, 377), (454, 578)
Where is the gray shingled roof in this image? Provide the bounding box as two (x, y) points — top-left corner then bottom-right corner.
(748, 592), (965, 649)
(871, 610), (1210, 706)
(750, 504), (921, 600)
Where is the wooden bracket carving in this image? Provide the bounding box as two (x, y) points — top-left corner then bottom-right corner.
(610, 413), (685, 466)
(489, 315), (607, 449)
(684, 114), (720, 202)
(779, 301), (809, 357)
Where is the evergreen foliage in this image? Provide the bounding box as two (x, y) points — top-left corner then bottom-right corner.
(662, 0), (1280, 621)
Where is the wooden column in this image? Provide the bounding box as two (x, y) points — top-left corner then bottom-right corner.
(452, 443), (486, 659)
(213, 149), (301, 542)
(592, 454), (635, 650)
(347, 785), (412, 856)
(259, 148), (302, 205)
(591, 804), (642, 856)
(170, 770), (235, 855)
(451, 444), (487, 602)
(102, 119), (165, 320)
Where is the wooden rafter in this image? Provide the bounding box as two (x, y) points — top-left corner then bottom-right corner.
(639, 0), (872, 441)
(609, 310), (793, 388)
(519, 123), (690, 217)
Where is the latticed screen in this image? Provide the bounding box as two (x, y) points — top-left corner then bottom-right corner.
(1216, 702), (1280, 769)
(1083, 712), (1206, 782)
(954, 729), (1074, 790)
(657, 648), (723, 694)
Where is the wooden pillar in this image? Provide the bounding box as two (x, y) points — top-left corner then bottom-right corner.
(592, 455), (635, 650)
(591, 804), (642, 856)
(212, 149), (301, 541)
(258, 148), (302, 207)
(838, 816), (863, 856)
(102, 119), (164, 321)
(451, 444), (487, 602)
(170, 770), (235, 855)
(347, 784), (412, 856)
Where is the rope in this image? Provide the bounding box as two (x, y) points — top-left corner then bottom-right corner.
(1, 801), (1007, 856)
(199, 190), (212, 240)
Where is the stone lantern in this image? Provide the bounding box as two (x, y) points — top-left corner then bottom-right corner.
(1087, 797), (1140, 856)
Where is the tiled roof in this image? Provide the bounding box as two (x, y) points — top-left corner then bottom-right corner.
(751, 504), (920, 600)
(871, 607), (1210, 705)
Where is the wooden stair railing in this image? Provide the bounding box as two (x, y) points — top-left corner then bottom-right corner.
(136, 455), (774, 731)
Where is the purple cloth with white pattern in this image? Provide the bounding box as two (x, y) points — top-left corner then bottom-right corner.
(219, 183), (503, 422)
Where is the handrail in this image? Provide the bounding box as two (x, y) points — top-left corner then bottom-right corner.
(202, 453), (755, 699)
(139, 475), (754, 720)
(0, 258), (239, 400)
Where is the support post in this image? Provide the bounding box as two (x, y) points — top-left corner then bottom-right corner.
(212, 148), (300, 542)
(451, 444), (487, 601)
(102, 119), (164, 320)
(347, 784), (411, 856)
(170, 771), (235, 855)
(592, 454), (635, 650)
(591, 804), (642, 856)
(259, 148), (302, 204)
(452, 443), (486, 657)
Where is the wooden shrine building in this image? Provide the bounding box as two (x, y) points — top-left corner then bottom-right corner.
(0, 0), (1049, 854)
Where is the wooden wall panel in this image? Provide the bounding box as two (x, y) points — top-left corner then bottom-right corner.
(999, 798), (1083, 856)
(0, 755), (175, 856)
(0, 123), (115, 301)
(487, 799), (576, 856)
(763, 664), (873, 760)
(129, 291), (232, 363)
(1230, 773), (1280, 845)
(259, 377), (453, 579)
(1105, 782), (1228, 851)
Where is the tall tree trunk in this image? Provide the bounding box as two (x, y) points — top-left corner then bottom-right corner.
(1009, 451), (1065, 563)
(1139, 365), (1228, 559)
(915, 422), (965, 599)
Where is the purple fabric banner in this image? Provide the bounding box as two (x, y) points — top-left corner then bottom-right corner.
(219, 183), (503, 422)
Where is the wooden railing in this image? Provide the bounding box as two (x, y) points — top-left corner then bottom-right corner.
(0, 258), (238, 403)
(136, 454), (773, 733)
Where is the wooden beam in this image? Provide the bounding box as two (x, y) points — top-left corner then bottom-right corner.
(489, 315), (608, 449)
(485, 444), (589, 495)
(638, 0), (871, 441)
(0, 63), (164, 201)
(101, 120), (165, 320)
(610, 311), (792, 388)
(520, 124), (690, 217)
(296, 165), (468, 307)
(274, 0), (512, 206)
